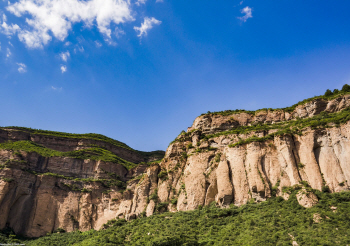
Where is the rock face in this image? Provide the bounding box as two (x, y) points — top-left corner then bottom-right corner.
(0, 95), (350, 237)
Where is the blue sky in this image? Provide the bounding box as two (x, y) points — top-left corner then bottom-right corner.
(1, 0), (350, 151)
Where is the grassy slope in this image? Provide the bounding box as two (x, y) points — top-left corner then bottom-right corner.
(1, 188), (350, 245)
(0, 126), (134, 151)
(0, 140), (138, 169)
(0, 127), (165, 168)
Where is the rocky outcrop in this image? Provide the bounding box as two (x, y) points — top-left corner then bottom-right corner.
(0, 94), (350, 237)
(188, 95), (350, 134)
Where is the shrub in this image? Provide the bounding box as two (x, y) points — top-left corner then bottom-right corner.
(150, 189), (158, 201)
(187, 143), (194, 149)
(2, 178), (14, 183)
(322, 185), (331, 193)
(342, 84), (350, 92)
(324, 89), (333, 97)
(158, 171), (168, 180)
(170, 198), (178, 205)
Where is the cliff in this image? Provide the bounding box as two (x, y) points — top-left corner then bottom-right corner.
(1, 91), (350, 237)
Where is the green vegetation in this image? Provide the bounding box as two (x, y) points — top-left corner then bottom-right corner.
(157, 170), (168, 180)
(217, 106), (350, 147)
(21, 170), (124, 189)
(0, 177), (14, 183)
(0, 127), (165, 163)
(0, 140), (137, 169)
(2, 189), (350, 245)
(202, 84), (350, 116)
(0, 126), (133, 151)
(173, 95), (350, 147)
(137, 150), (165, 163)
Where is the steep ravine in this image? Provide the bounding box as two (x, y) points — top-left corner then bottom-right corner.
(0, 93), (350, 237)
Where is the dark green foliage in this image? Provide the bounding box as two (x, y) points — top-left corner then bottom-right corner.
(341, 84), (350, 92)
(155, 202), (169, 212)
(1, 177), (14, 182)
(149, 188), (158, 201)
(157, 170), (168, 180)
(170, 198), (178, 205)
(7, 191), (350, 245)
(324, 89), (333, 97)
(297, 162), (305, 169)
(214, 153), (221, 163)
(187, 143), (194, 149)
(322, 186), (331, 193)
(54, 228), (66, 233)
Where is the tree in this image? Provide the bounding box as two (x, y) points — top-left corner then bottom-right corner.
(341, 84), (350, 92)
(324, 89), (333, 97)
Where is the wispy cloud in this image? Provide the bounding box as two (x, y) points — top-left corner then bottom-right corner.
(60, 51), (70, 62)
(135, 0), (146, 6)
(6, 47), (11, 57)
(156, 0), (163, 2)
(238, 6), (253, 22)
(51, 86), (63, 92)
(16, 62), (27, 73)
(61, 65), (67, 73)
(134, 17), (161, 38)
(95, 41), (102, 48)
(115, 27), (125, 38)
(3, 0), (134, 48)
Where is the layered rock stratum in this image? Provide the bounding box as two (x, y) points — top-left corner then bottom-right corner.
(1, 92), (350, 237)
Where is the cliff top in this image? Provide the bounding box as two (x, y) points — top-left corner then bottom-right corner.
(201, 84), (350, 116)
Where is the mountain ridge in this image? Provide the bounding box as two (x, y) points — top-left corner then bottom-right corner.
(0, 85), (350, 239)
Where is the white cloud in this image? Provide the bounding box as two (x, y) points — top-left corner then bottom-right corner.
(64, 41), (71, 46)
(155, 0), (163, 2)
(135, 0), (146, 6)
(134, 17), (161, 38)
(1, 20), (20, 36)
(16, 62), (27, 73)
(95, 41), (102, 47)
(51, 86), (63, 91)
(238, 6), (252, 22)
(4, 0), (134, 48)
(115, 27), (125, 38)
(6, 47), (11, 57)
(60, 65), (67, 73)
(8, 41), (13, 46)
(60, 51), (70, 62)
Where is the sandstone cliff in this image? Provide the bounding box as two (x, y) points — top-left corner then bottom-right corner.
(1, 93), (350, 237)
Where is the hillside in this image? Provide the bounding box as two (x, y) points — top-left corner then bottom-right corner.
(0, 85), (350, 241)
(2, 188), (350, 245)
